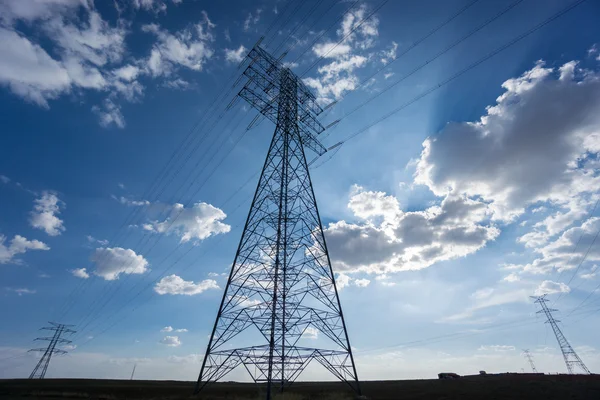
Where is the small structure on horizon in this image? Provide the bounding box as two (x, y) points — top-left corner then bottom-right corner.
(438, 372), (460, 380)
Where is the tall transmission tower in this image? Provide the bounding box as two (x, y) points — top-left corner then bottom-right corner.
(522, 349), (538, 373)
(195, 42), (360, 398)
(532, 295), (590, 374)
(29, 322), (76, 379)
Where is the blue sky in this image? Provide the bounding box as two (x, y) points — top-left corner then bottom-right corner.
(1, 0), (600, 381)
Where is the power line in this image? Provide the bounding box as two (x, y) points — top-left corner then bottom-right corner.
(323, 0), (524, 132)
(319, 0), (586, 160)
(65, 0), (374, 341)
(55, 2), (301, 322)
(321, 0), (481, 111)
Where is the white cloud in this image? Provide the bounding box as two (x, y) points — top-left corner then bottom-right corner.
(0, 1), (211, 128)
(112, 195), (150, 207)
(0, 0), (84, 23)
(86, 235), (108, 246)
(154, 274), (219, 295)
(90, 247), (149, 281)
(71, 268), (90, 279)
(414, 60), (600, 224)
(159, 326), (187, 333)
(534, 280), (570, 296)
(243, 9), (262, 32)
(301, 327), (318, 340)
(0, 235), (50, 264)
(162, 78), (191, 90)
(0, 27), (71, 108)
(92, 98), (125, 128)
(380, 41), (398, 64)
(304, 3), (381, 103)
(336, 273), (351, 290)
(442, 288), (530, 322)
(325, 187), (498, 274)
(143, 202), (230, 243)
(132, 0), (168, 13)
(224, 45), (247, 63)
(159, 336), (181, 347)
(112, 65), (140, 82)
(519, 218), (600, 275)
(43, 9), (126, 67)
(141, 13), (215, 77)
(354, 278), (370, 287)
(478, 345), (516, 352)
(0, 175), (9, 184)
(29, 191), (65, 236)
(5, 287), (37, 296)
(502, 273), (520, 283)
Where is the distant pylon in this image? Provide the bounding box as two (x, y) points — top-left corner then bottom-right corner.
(195, 42), (360, 398)
(522, 349), (538, 373)
(29, 322), (76, 379)
(532, 295), (590, 374)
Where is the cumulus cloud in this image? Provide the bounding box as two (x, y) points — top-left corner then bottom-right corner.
(534, 280), (570, 296)
(0, 1), (133, 116)
(0, 235), (50, 264)
(71, 268), (90, 279)
(29, 192), (65, 236)
(159, 335), (181, 347)
(354, 278), (370, 287)
(175, 328), (188, 333)
(325, 186), (498, 274)
(154, 274), (219, 295)
(160, 326), (173, 332)
(143, 202), (230, 243)
(90, 247), (149, 280)
(414, 60), (600, 224)
(224, 45), (247, 63)
(503, 273), (520, 283)
(0, 1), (212, 128)
(336, 273), (351, 290)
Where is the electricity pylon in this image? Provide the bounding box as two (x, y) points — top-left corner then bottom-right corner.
(195, 42), (360, 398)
(29, 322), (76, 379)
(522, 349), (538, 373)
(532, 295), (590, 374)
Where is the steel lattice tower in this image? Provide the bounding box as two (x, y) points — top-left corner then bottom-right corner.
(522, 349), (538, 373)
(195, 43), (360, 398)
(29, 322), (76, 379)
(532, 295), (590, 374)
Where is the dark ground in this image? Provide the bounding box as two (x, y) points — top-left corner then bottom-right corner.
(1, 374), (600, 400)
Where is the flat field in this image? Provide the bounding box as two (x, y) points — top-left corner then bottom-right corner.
(1, 374), (599, 399)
